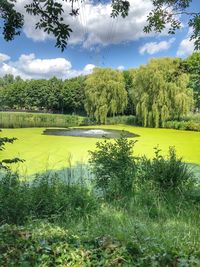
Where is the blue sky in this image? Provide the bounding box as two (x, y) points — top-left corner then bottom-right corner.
(0, 0), (199, 79)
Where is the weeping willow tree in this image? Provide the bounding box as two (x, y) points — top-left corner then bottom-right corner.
(84, 68), (127, 123)
(131, 58), (193, 128)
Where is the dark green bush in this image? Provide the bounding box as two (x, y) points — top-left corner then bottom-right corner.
(89, 134), (138, 200)
(139, 147), (194, 191)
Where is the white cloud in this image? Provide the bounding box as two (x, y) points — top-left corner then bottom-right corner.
(13, 0), (155, 48)
(139, 38), (175, 55)
(83, 64), (95, 73)
(0, 53), (95, 79)
(117, 65), (125, 71)
(17, 53), (72, 76)
(0, 53), (10, 62)
(176, 38), (194, 57)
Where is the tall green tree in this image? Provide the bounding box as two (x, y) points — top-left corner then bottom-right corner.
(123, 70), (135, 115)
(0, 76), (26, 110)
(131, 58), (193, 127)
(62, 76), (85, 114)
(25, 80), (49, 110)
(183, 52), (200, 111)
(85, 68), (127, 123)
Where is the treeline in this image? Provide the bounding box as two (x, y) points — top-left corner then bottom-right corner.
(0, 76), (86, 114)
(0, 53), (199, 128)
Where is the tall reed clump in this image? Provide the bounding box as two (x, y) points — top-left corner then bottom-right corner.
(0, 169), (98, 225)
(0, 112), (85, 128)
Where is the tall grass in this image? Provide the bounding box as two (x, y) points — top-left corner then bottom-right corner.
(0, 169), (199, 266)
(0, 112), (138, 128)
(0, 112), (85, 128)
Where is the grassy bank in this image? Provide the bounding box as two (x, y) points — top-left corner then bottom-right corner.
(0, 111), (138, 128)
(0, 112), (85, 128)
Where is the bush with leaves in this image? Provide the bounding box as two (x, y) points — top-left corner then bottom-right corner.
(139, 146), (194, 191)
(89, 134), (137, 200)
(0, 135), (23, 170)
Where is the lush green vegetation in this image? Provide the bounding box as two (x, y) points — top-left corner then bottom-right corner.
(84, 68), (128, 123)
(131, 58), (193, 127)
(0, 53), (199, 266)
(0, 76), (86, 114)
(0, 136), (199, 266)
(1, 54), (199, 129)
(1, 125), (200, 175)
(0, 112), (85, 128)
(183, 53), (200, 111)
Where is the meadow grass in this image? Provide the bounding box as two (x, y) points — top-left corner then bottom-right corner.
(1, 125), (200, 175)
(1, 171), (199, 266)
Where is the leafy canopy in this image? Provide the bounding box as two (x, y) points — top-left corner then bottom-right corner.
(131, 58), (193, 127)
(84, 68), (127, 123)
(183, 52), (200, 110)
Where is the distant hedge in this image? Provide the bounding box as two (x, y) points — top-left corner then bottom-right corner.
(105, 115), (137, 125)
(165, 120), (200, 132)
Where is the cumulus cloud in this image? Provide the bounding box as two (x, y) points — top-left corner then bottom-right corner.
(0, 53), (11, 62)
(139, 38), (175, 55)
(13, 0), (154, 48)
(117, 65), (125, 71)
(176, 38), (194, 57)
(0, 53), (95, 80)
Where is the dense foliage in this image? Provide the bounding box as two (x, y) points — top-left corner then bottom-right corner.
(0, 75), (86, 114)
(139, 146), (193, 190)
(0, 133), (23, 170)
(0, 54), (199, 128)
(89, 135), (137, 200)
(183, 53), (200, 111)
(131, 58), (193, 127)
(84, 68), (128, 123)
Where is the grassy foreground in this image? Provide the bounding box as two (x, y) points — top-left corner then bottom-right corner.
(0, 168), (199, 266)
(1, 125), (200, 175)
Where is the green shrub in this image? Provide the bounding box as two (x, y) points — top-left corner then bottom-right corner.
(139, 147), (194, 191)
(89, 134), (138, 200)
(105, 115), (137, 125)
(165, 120), (200, 131)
